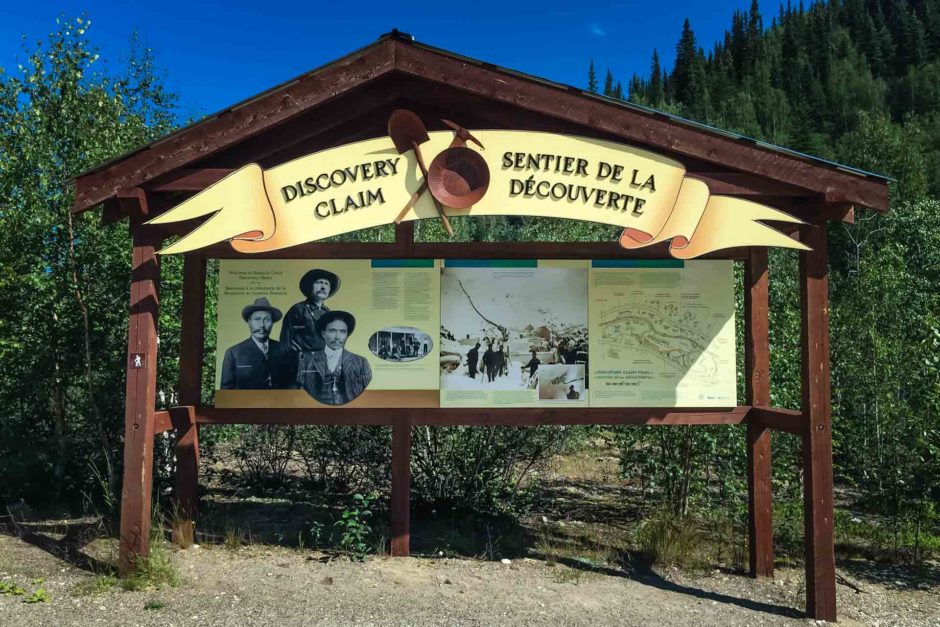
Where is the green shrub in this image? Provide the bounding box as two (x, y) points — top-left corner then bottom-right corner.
(232, 425), (296, 489)
(410, 426), (571, 514)
(294, 426), (390, 493)
(334, 493), (376, 561)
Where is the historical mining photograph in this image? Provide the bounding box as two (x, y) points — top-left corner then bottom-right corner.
(440, 265), (589, 391)
(368, 326), (433, 362)
(538, 363), (587, 401)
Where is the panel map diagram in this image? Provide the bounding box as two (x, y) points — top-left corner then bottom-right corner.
(597, 299), (722, 385)
(588, 261), (736, 407)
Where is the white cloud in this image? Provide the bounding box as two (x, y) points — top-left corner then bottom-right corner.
(590, 24), (607, 37)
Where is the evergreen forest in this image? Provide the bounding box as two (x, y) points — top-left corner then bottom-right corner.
(605, 0), (940, 561)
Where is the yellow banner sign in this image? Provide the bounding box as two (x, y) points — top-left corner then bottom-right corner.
(149, 128), (807, 258)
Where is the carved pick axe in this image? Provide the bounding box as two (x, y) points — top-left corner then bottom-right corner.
(441, 119), (485, 150)
(388, 109), (453, 236)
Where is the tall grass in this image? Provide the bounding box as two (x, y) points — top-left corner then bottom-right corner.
(636, 511), (704, 568)
(121, 510), (181, 591)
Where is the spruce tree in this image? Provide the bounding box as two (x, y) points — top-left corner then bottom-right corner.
(672, 19), (706, 112)
(731, 10), (747, 79)
(628, 73), (644, 103)
(745, 0), (764, 75)
(588, 59), (598, 92)
(862, 11), (887, 75)
(649, 49), (665, 106)
(924, 1), (940, 56)
(603, 69), (614, 96)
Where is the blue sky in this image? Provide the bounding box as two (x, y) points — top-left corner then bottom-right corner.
(1, 1), (757, 119)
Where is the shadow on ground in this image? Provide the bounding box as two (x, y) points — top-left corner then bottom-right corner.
(8, 468), (936, 623)
(172, 474), (806, 621)
(837, 556), (940, 590)
(0, 519), (114, 575)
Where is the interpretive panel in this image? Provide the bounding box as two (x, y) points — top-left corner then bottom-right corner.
(439, 260), (589, 408)
(588, 260), (736, 407)
(212, 258), (735, 409)
(214, 259), (440, 408)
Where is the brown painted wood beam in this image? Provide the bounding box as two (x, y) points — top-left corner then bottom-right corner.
(178, 255), (207, 405)
(149, 169), (233, 193)
(820, 203), (855, 224)
(394, 44), (888, 211)
(101, 199), (124, 226)
(800, 223), (837, 621)
(747, 407), (803, 436)
(163, 404), (809, 430)
(171, 405), (199, 546)
(390, 417), (411, 557)
(72, 39), (397, 212)
(744, 247), (774, 579)
(116, 188), (150, 219)
(118, 210), (161, 575)
(193, 406), (751, 427)
(687, 172), (805, 197)
(174, 255), (206, 538)
(154, 411), (173, 434)
(224, 85), (403, 168)
(395, 221), (415, 256)
(191, 239), (748, 261)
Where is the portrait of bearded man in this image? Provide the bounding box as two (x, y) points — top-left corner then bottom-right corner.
(220, 297), (295, 390)
(296, 310), (372, 405)
(280, 268), (340, 353)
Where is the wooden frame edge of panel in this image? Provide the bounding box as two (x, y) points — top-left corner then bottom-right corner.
(191, 406), (753, 427)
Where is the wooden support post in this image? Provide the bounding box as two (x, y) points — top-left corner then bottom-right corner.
(171, 406), (198, 545)
(745, 248), (774, 579)
(390, 417), (411, 557)
(395, 220), (415, 256)
(119, 219), (161, 575)
(178, 254), (206, 406)
(172, 255), (206, 545)
(800, 224), (836, 621)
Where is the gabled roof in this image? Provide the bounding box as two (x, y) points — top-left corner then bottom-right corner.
(71, 30), (890, 215)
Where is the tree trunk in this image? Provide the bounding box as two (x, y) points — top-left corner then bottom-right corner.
(66, 210), (117, 505)
(52, 351), (67, 504)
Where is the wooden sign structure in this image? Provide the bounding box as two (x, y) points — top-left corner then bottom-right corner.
(70, 32), (889, 622)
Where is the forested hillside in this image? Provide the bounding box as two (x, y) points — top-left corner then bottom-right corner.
(604, 0), (939, 559)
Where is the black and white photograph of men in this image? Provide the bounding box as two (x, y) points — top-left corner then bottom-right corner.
(220, 297), (295, 390)
(369, 326), (433, 362)
(297, 310), (373, 405)
(440, 266), (588, 395)
(466, 342), (480, 379)
(280, 268), (340, 353)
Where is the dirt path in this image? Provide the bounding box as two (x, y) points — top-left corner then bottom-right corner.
(1, 534), (937, 626)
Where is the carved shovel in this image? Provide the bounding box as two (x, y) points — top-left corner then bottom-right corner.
(388, 109), (453, 236)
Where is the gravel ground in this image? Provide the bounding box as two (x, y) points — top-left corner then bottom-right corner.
(0, 533), (937, 626)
